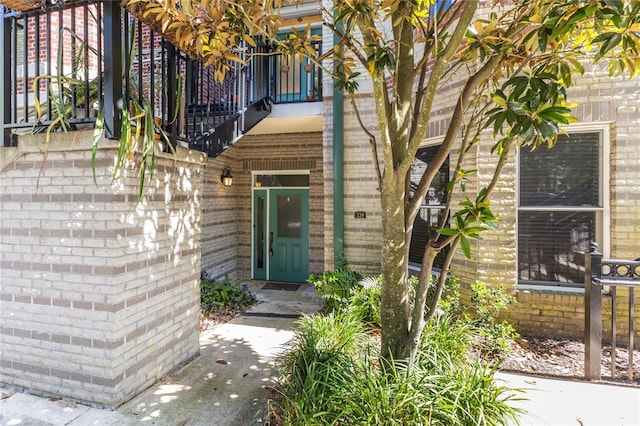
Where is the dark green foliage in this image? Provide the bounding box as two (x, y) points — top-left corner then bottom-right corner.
(272, 311), (367, 425)
(272, 309), (524, 425)
(200, 275), (257, 316)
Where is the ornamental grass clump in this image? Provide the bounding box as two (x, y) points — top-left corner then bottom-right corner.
(270, 281), (525, 425)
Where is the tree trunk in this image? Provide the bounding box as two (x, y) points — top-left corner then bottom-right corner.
(379, 177), (411, 361)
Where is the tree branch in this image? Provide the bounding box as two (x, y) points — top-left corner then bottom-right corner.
(398, 0), (479, 176)
(349, 93), (383, 190)
(405, 55), (501, 229)
(408, 236), (460, 352)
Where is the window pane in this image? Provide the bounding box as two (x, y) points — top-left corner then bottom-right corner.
(518, 210), (596, 285)
(257, 196), (265, 269)
(411, 145), (449, 206)
(409, 145), (449, 268)
(277, 196), (302, 238)
(256, 174), (309, 187)
(409, 207), (448, 268)
(520, 133), (600, 207)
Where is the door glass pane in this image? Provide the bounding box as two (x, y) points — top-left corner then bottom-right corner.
(257, 196), (265, 269)
(277, 195), (301, 238)
(518, 210), (596, 285)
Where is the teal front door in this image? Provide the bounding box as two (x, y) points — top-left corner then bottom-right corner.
(267, 189), (309, 282)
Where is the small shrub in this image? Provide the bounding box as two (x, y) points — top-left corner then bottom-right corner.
(435, 274), (462, 315)
(270, 303), (524, 425)
(349, 276), (382, 327)
(307, 264), (361, 312)
(469, 281), (519, 356)
(200, 275), (257, 316)
(270, 269), (525, 425)
(347, 274), (458, 329)
(273, 311), (368, 425)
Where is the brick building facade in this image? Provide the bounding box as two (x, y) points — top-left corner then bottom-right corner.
(1, 1), (638, 408)
(327, 61), (640, 345)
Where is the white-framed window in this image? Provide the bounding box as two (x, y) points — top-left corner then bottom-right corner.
(517, 123), (610, 287)
(409, 141), (450, 268)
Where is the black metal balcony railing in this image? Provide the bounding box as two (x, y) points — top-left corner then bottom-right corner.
(1, 1), (322, 157)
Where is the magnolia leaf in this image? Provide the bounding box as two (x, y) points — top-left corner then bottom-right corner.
(438, 228), (459, 236)
(460, 236), (471, 259)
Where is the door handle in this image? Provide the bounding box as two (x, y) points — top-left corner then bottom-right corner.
(269, 232), (274, 256)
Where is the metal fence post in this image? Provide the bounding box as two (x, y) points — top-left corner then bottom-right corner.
(103, 0), (122, 139)
(629, 286), (635, 380)
(1, 7), (14, 146)
(585, 247), (603, 380)
(165, 42), (177, 150)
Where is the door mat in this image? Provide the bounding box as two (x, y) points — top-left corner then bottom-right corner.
(261, 282), (301, 291)
(243, 312), (301, 319)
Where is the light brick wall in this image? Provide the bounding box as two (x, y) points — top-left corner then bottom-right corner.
(200, 147), (241, 281)
(0, 130), (205, 407)
(511, 288), (639, 346)
(447, 63), (640, 346)
(324, 94), (383, 274)
(322, 99), (336, 269)
(324, 60), (640, 345)
(200, 131), (325, 281)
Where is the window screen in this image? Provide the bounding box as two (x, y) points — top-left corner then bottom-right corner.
(518, 133), (601, 286)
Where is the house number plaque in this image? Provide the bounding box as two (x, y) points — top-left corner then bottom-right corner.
(354, 211), (366, 219)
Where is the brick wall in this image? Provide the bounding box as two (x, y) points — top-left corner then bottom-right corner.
(328, 94), (383, 274)
(511, 288), (639, 347)
(324, 58), (640, 345)
(200, 131), (325, 281)
(447, 63), (640, 346)
(200, 147), (241, 281)
(0, 130), (205, 407)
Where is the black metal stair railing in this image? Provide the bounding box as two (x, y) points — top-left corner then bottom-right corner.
(183, 36), (276, 157)
(2, 1), (323, 156)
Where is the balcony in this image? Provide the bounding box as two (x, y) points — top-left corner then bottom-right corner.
(1, 1), (322, 157)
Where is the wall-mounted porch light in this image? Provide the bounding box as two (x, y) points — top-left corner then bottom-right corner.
(221, 167), (233, 187)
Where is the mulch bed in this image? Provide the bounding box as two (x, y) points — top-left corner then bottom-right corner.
(500, 336), (640, 387)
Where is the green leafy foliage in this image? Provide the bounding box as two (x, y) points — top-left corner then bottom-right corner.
(307, 263), (362, 313)
(485, 65), (576, 151)
(469, 281), (520, 356)
(348, 276), (382, 326)
(200, 275), (257, 317)
(439, 183), (500, 259)
(32, 26), (101, 143)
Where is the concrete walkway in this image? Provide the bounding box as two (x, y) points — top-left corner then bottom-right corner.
(499, 372), (640, 426)
(2, 281), (639, 425)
